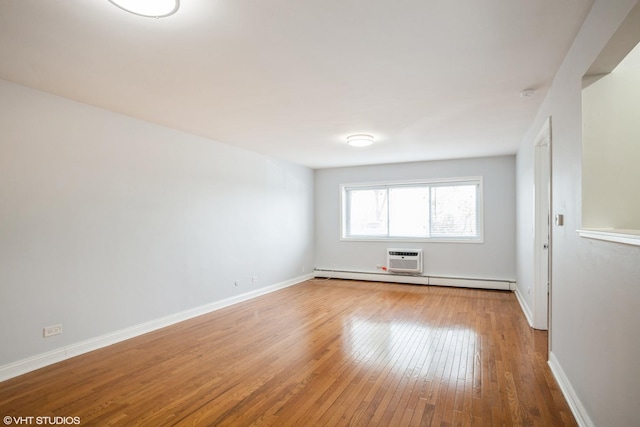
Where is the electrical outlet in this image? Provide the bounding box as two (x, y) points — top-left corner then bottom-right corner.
(234, 280), (240, 287)
(43, 324), (62, 337)
(252, 276), (258, 283)
(301, 266), (305, 273)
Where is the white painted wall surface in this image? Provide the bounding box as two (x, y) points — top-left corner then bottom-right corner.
(515, 145), (535, 318)
(315, 156), (516, 281)
(516, 1), (640, 425)
(0, 80), (314, 367)
(583, 54), (640, 229)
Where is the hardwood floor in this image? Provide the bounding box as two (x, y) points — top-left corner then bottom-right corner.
(0, 280), (576, 426)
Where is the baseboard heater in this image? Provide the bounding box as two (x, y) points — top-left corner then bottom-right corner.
(313, 268), (514, 291)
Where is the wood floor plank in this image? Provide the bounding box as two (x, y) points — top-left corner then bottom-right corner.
(0, 279), (578, 426)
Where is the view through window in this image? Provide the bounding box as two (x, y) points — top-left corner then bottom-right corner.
(341, 178), (482, 242)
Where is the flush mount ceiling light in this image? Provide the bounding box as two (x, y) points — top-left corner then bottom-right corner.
(107, 0), (180, 18)
(346, 134), (375, 147)
(520, 89), (536, 99)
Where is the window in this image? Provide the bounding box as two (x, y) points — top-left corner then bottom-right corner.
(341, 178), (482, 242)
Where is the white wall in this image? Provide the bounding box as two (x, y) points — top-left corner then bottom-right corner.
(583, 54), (640, 229)
(315, 156), (516, 281)
(0, 79), (314, 367)
(516, 1), (640, 425)
(515, 147), (535, 314)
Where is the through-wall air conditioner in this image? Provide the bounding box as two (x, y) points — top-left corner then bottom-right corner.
(387, 248), (423, 274)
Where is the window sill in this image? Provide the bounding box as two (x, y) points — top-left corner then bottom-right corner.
(578, 228), (640, 247)
(340, 237), (484, 244)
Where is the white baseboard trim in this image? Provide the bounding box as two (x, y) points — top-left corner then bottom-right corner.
(548, 351), (595, 427)
(513, 286), (534, 327)
(314, 269), (513, 291)
(0, 274), (312, 383)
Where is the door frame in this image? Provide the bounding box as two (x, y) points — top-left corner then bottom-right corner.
(533, 117), (552, 333)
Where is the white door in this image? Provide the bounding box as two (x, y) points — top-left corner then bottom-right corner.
(533, 118), (551, 331)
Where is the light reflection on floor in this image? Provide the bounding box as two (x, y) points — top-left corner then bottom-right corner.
(342, 317), (478, 374)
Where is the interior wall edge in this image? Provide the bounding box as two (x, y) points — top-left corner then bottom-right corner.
(547, 351), (596, 427)
(513, 286), (534, 328)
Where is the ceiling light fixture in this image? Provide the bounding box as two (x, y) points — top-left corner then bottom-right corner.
(107, 0), (180, 18)
(346, 134), (375, 147)
(520, 89), (536, 99)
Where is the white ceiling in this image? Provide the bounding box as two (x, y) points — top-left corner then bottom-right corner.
(0, 0), (594, 169)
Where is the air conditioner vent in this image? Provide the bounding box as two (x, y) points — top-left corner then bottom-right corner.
(388, 250), (419, 257)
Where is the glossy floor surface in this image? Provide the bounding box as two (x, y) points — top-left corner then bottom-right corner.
(0, 280), (577, 426)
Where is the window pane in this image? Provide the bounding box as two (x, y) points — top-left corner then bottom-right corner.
(430, 185), (477, 237)
(389, 187), (429, 237)
(347, 189), (388, 236)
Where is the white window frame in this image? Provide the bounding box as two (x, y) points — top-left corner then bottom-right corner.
(340, 177), (484, 243)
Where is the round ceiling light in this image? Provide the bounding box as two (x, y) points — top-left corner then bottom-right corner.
(107, 0), (180, 18)
(346, 134), (375, 147)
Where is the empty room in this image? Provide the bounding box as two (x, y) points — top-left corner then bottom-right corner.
(1, 1), (639, 426)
